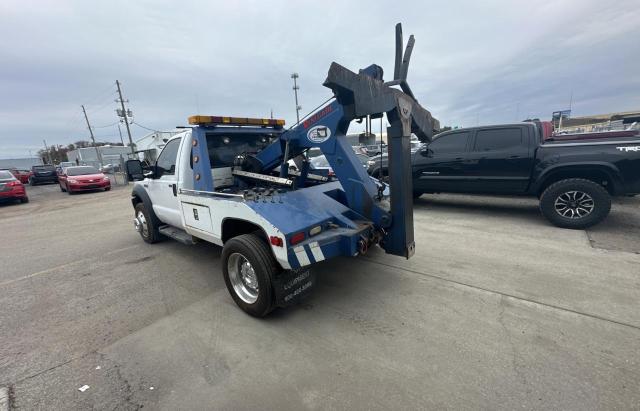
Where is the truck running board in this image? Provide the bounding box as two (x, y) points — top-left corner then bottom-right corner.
(159, 225), (197, 245)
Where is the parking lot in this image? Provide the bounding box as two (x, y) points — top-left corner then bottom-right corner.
(0, 183), (639, 410)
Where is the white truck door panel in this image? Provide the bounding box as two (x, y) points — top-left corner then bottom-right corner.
(181, 202), (213, 232)
(147, 137), (183, 228)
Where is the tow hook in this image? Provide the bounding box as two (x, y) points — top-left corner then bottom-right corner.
(133, 217), (142, 233)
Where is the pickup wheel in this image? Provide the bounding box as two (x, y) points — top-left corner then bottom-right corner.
(134, 202), (162, 244)
(539, 178), (611, 229)
(222, 234), (277, 317)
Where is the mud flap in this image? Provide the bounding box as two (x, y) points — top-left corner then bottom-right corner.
(272, 268), (316, 307)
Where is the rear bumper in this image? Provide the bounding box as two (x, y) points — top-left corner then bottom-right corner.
(285, 224), (375, 269)
(0, 190), (27, 201)
(32, 177), (58, 183)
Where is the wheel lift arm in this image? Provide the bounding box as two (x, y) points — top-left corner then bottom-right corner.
(246, 24), (440, 258)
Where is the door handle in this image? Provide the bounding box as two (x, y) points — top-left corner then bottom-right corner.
(169, 183), (177, 196)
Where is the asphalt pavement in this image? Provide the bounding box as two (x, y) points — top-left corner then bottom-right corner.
(0, 184), (638, 410)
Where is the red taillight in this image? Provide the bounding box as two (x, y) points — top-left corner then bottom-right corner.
(290, 231), (305, 245)
(7, 181), (21, 187)
(269, 236), (283, 247)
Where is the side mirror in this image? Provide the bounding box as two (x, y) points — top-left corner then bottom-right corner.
(420, 146), (432, 157)
(153, 165), (164, 178)
(125, 159), (145, 181)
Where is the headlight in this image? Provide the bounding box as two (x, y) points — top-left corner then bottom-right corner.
(367, 160), (375, 166)
(68, 179), (78, 183)
(103, 177), (110, 181)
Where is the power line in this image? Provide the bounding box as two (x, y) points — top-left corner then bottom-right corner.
(82, 84), (117, 107)
(92, 121), (119, 129)
(131, 121), (159, 132)
(86, 98), (116, 114)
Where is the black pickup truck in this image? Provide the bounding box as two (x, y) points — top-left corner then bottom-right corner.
(368, 122), (640, 228)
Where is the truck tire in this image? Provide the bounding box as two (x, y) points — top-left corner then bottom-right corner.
(134, 202), (162, 244)
(222, 233), (278, 317)
(539, 178), (611, 229)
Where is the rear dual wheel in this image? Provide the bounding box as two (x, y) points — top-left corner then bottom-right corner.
(222, 234), (278, 317)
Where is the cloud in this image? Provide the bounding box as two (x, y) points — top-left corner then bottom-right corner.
(1, 0), (639, 157)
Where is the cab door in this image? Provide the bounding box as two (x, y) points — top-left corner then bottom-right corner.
(147, 137), (183, 227)
(465, 126), (533, 193)
(413, 130), (472, 192)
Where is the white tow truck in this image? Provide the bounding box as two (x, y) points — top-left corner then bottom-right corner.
(125, 24), (439, 316)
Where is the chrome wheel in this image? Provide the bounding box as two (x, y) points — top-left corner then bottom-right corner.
(554, 191), (594, 219)
(227, 253), (259, 304)
(136, 210), (149, 238)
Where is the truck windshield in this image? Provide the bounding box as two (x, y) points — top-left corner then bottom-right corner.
(205, 133), (272, 168)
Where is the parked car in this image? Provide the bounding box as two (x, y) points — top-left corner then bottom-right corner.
(55, 161), (75, 174)
(1, 168), (32, 184)
(29, 164), (58, 185)
(0, 170), (28, 204)
(309, 153), (369, 177)
(369, 121), (640, 229)
(364, 143), (387, 156)
(58, 166), (111, 194)
(100, 163), (120, 174)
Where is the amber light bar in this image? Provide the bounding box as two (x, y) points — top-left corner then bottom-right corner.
(188, 115), (285, 127)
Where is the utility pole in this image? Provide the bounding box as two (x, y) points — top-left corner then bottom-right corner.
(42, 139), (52, 164)
(116, 80), (135, 156)
(291, 73), (301, 125)
(81, 104), (103, 166)
(117, 123), (125, 146)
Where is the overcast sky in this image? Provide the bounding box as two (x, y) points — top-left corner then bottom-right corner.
(1, 0), (639, 158)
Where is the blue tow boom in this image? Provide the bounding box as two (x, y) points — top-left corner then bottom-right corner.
(191, 23), (439, 259)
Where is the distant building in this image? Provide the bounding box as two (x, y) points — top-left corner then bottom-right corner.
(555, 110), (640, 133)
(66, 145), (133, 168)
(0, 157), (43, 169)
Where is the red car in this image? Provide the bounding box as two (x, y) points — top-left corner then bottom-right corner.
(0, 170), (29, 204)
(58, 166), (111, 194)
(10, 168), (33, 184)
